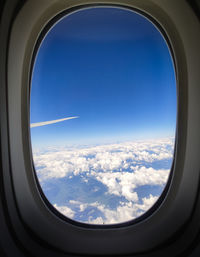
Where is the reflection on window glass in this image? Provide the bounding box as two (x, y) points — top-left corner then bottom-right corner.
(30, 7), (176, 224)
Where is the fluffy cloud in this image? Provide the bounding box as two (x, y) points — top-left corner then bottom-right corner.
(33, 137), (174, 181)
(57, 194), (159, 224)
(92, 166), (168, 201)
(53, 204), (75, 219)
(33, 137), (174, 224)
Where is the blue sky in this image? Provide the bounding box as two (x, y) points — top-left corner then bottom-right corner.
(30, 7), (176, 148)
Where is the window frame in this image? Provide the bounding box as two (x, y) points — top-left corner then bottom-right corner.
(5, 0), (200, 255)
(30, 3), (176, 229)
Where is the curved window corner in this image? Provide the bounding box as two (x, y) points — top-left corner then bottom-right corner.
(30, 6), (176, 225)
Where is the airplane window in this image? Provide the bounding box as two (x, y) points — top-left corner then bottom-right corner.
(30, 7), (176, 225)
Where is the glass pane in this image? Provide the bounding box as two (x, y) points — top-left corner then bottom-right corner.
(30, 7), (176, 225)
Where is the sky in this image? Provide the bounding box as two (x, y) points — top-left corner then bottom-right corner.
(30, 7), (176, 148)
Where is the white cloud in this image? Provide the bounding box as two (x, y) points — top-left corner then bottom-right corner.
(94, 194), (158, 224)
(69, 200), (88, 212)
(32, 138), (174, 224)
(33, 137), (174, 182)
(92, 166), (168, 202)
(64, 194), (159, 224)
(134, 194), (159, 212)
(53, 204), (75, 219)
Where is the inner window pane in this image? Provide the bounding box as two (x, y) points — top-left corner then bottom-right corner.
(30, 7), (176, 225)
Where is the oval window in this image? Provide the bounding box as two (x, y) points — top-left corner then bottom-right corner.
(30, 7), (176, 225)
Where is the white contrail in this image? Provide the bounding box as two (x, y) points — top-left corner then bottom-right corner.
(30, 116), (79, 128)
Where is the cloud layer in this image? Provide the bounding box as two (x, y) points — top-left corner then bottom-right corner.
(33, 137), (174, 224)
